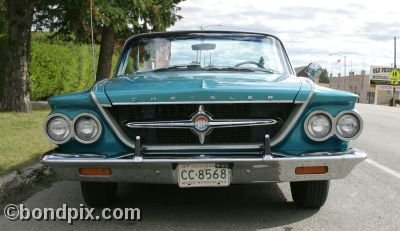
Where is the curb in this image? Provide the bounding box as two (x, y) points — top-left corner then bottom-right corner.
(0, 163), (53, 204)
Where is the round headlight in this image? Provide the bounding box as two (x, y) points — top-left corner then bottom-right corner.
(74, 114), (102, 143)
(336, 112), (362, 140)
(305, 111), (333, 141)
(45, 115), (71, 144)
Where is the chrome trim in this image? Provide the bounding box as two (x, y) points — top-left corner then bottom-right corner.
(334, 110), (364, 141)
(90, 90), (136, 148)
(127, 121), (195, 128)
(100, 104), (112, 107)
(126, 104), (278, 144)
(91, 79), (314, 148)
(72, 113), (103, 144)
(137, 152), (262, 156)
(303, 110), (335, 142)
(111, 100), (297, 105)
(208, 120), (277, 126)
(92, 79), (112, 107)
(135, 136), (142, 158)
(41, 148), (367, 183)
(264, 134), (271, 156)
(143, 144), (263, 151)
(43, 113), (73, 145)
(294, 100), (306, 104)
(270, 79), (315, 146)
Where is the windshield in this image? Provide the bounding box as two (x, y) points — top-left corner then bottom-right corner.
(117, 33), (293, 76)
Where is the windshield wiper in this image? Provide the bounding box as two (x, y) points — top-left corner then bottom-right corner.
(151, 64), (203, 72)
(205, 66), (277, 74)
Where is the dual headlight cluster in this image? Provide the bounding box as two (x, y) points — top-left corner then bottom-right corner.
(304, 110), (362, 141)
(44, 113), (102, 144)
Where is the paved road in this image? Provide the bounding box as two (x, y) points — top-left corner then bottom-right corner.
(1, 103), (400, 230)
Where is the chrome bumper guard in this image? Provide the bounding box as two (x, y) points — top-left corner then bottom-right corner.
(41, 148), (367, 183)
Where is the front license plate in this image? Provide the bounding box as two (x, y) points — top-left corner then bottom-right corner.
(178, 163), (231, 188)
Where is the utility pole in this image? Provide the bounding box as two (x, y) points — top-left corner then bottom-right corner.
(344, 55), (348, 91)
(393, 37), (397, 107)
(395, 36), (397, 68)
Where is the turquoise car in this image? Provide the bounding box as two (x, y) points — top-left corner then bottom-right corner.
(41, 31), (367, 208)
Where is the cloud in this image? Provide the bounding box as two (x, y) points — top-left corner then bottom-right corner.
(361, 22), (400, 41)
(169, 0), (400, 74)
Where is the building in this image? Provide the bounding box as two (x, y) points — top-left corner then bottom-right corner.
(329, 67), (400, 105)
(329, 70), (374, 103)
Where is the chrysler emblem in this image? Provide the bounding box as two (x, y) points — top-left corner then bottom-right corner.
(194, 115), (209, 132)
(190, 105), (210, 144)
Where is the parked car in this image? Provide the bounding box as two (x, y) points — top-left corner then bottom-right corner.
(42, 31), (367, 208)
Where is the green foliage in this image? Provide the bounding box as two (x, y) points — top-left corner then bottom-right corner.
(34, 0), (184, 42)
(0, 33), (6, 98)
(28, 33), (120, 100)
(0, 0), (6, 97)
(319, 69), (330, 83)
(389, 98), (400, 106)
(0, 0), (6, 34)
(33, 0), (184, 80)
(29, 35), (98, 100)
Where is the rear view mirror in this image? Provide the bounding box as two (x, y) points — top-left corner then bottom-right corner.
(191, 43), (216, 51)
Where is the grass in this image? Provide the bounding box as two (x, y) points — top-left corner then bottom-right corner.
(0, 109), (55, 175)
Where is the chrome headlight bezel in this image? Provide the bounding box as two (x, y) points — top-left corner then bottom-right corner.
(335, 110), (363, 141)
(73, 113), (102, 144)
(304, 110), (334, 141)
(44, 113), (72, 144)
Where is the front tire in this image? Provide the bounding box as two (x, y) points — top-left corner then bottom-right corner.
(290, 180), (329, 208)
(81, 181), (118, 207)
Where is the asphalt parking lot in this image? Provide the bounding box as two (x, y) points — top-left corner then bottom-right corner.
(1, 103), (399, 230)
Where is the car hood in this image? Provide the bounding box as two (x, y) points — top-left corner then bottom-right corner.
(101, 72), (312, 104)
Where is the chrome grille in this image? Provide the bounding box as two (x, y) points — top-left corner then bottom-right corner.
(106, 103), (296, 145)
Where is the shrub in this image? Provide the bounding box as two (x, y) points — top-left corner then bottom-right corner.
(1, 32), (121, 101)
(29, 40), (98, 100)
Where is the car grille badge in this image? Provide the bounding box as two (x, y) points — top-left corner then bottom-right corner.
(191, 105), (211, 144)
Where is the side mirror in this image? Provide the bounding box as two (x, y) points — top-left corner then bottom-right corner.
(305, 63), (323, 80)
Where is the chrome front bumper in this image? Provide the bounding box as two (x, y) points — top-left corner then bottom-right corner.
(41, 149), (366, 183)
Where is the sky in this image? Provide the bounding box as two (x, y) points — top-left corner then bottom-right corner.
(168, 0), (400, 76)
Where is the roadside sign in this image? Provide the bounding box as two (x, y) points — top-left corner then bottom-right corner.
(389, 68), (400, 85)
(377, 85), (393, 91)
(370, 66), (393, 81)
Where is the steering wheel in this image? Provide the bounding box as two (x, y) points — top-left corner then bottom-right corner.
(234, 61), (264, 68)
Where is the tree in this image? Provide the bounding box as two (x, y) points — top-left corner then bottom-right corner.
(0, 0), (6, 33)
(0, 0), (6, 97)
(92, 0), (144, 81)
(319, 69), (330, 83)
(34, 0), (184, 82)
(1, 0), (35, 112)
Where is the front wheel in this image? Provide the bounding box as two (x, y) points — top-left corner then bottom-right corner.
(81, 181), (118, 207)
(290, 180), (330, 208)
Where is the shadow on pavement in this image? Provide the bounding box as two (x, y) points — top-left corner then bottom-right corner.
(112, 183), (319, 230)
(0, 181), (320, 230)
